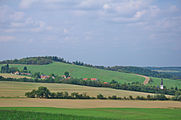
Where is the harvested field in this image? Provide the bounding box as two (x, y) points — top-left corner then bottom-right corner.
(0, 98), (181, 108)
(0, 81), (156, 98)
(0, 73), (31, 79)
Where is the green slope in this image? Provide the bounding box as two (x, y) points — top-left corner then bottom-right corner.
(0, 62), (144, 83)
(148, 77), (181, 89)
(0, 107), (181, 120)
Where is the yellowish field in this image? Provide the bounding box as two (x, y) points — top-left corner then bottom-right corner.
(0, 73), (31, 79)
(0, 98), (181, 108)
(0, 81), (155, 98)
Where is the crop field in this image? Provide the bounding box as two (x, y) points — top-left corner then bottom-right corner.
(0, 62), (145, 83)
(0, 98), (181, 108)
(0, 81), (155, 98)
(0, 107), (181, 120)
(0, 73), (31, 79)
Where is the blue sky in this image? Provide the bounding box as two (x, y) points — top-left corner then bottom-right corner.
(0, 0), (181, 66)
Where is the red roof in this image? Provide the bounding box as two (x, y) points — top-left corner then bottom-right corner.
(91, 78), (97, 81)
(83, 78), (88, 80)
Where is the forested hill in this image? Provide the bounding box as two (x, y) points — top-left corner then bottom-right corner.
(0, 56), (175, 79)
(0, 56), (66, 65)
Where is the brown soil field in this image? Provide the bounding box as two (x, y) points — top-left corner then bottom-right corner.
(0, 81), (156, 98)
(0, 98), (181, 108)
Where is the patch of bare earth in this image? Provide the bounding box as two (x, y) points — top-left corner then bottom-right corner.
(0, 98), (181, 108)
(136, 74), (150, 85)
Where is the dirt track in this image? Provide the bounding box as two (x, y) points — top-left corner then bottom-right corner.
(0, 98), (181, 108)
(136, 74), (150, 85)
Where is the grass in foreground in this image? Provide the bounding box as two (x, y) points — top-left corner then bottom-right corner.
(0, 107), (181, 120)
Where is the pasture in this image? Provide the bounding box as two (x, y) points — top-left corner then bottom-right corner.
(0, 81), (155, 98)
(148, 77), (181, 89)
(0, 107), (181, 120)
(0, 62), (145, 83)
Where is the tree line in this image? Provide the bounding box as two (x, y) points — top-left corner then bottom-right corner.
(25, 86), (181, 101)
(0, 75), (180, 96)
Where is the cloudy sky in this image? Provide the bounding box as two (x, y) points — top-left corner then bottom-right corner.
(0, 0), (181, 66)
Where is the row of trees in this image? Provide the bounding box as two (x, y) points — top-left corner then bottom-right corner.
(0, 75), (179, 96)
(25, 86), (181, 101)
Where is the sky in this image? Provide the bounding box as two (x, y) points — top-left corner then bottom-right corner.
(0, 0), (181, 66)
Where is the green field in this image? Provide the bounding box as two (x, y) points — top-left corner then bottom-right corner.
(0, 107), (181, 120)
(1, 62), (181, 88)
(0, 62), (145, 83)
(148, 77), (181, 89)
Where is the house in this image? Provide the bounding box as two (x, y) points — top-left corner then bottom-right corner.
(90, 78), (97, 81)
(160, 79), (164, 89)
(21, 73), (31, 76)
(104, 82), (108, 84)
(61, 75), (66, 78)
(14, 71), (20, 75)
(83, 78), (88, 80)
(41, 75), (50, 79)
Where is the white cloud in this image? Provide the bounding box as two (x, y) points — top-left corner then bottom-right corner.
(134, 10), (146, 19)
(169, 5), (179, 12)
(10, 12), (24, 21)
(103, 4), (111, 10)
(19, 0), (39, 9)
(0, 36), (15, 42)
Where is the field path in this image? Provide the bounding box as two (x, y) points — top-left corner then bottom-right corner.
(136, 74), (150, 85)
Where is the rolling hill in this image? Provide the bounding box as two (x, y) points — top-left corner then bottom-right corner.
(1, 62), (181, 88)
(0, 62), (145, 83)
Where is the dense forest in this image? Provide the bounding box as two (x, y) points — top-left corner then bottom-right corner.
(0, 56), (178, 79)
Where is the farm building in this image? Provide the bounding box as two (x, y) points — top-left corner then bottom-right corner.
(40, 75), (50, 79)
(21, 73), (31, 76)
(90, 78), (97, 81)
(14, 71), (20, 75)
(83, 78), (88, 80)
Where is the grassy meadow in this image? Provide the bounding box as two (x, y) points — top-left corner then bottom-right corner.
(148, 77), (181, 89)
(1, 62), (181, 88)
(0, 107), (181, 120)
(0, 81), (155, 98)
(0, 62), (145, 83)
